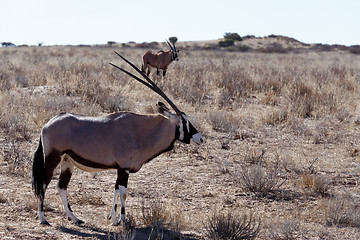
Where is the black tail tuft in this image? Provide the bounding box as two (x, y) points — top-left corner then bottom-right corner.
(32, 137), (45, 198)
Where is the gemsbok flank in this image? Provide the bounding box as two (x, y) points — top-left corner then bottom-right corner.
(141, 40), (179, 79)
(32, 51), (203, 226)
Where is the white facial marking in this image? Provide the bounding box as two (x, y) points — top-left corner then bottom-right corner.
(179, 118), (184, 140)
(191, 132), (203, 144)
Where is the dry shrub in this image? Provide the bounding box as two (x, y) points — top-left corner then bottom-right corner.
(301, 174), (330, 197)
(108, 216), (136, 240)
(140, 199), (184, 239)
(0, 140), (30, 177)
(263, 109), (288, 125)
(243, 149), (265, 165)
(289, 81), (337, 118)
(236, 160), (286, 197)
(165, 66), (208, 105)
(265, 219), (300, 240)
(218, 67), (254, 102)
(208, 110), (239, 133)
(0, 93), (34, 141)
(203, 211), (260, 240)
(325, 192), (360, 227)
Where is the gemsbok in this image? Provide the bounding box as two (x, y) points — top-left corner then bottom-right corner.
(141, 40), (179, 79)
(32, 51), (203, 226)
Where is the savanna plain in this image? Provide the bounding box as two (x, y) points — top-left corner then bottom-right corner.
(0, 41), (360, 239)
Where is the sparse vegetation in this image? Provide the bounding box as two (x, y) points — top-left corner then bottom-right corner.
(203, 211), (260, 240)
(236, 159), (286, 198)
(325, 192), (360, 228)
(140, 199), (184, 239)
(0, 40), (359, 239)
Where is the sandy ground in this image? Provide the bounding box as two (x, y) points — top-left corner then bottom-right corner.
(1, 120), (360, 239)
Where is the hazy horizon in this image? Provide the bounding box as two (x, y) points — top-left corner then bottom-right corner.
(1, 0), (359, 47)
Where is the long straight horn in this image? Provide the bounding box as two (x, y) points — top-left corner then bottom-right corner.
(111, 51), (182, 115)
(166, 40), (174, 51)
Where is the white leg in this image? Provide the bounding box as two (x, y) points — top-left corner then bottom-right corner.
(109, 189), (120, 225)
(36, 195), (48, 225)
(119, 186), (127, 221)
(57, 157), (83, 225)
(58, 188), (83, 224)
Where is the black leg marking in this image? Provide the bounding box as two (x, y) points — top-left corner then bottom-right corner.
(156, 68), (160, 76)
(163, 69), (167, 78)
(58, 168), (72, 190)
(116, 168), (129, 188)
(44, 150), (62, 187)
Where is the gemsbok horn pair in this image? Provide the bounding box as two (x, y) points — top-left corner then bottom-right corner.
(32, 51), (203, 226)
(141, 40), (179, 79)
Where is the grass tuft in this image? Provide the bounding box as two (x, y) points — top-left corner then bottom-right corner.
(203, 211), (260, 240)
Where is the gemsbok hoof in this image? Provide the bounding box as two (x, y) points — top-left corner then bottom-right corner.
(40, 221), (50, 226)
(74, 219), (85, 225)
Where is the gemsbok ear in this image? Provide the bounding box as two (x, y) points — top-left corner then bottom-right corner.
(157, 102), (172, 118)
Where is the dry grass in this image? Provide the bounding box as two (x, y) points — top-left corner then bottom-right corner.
(0, 44), (360, 239)
(203, 211), (260, 240)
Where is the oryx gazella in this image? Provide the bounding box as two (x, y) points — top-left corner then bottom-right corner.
(141, 40), (179, 79)
(32, 51), (203, 226)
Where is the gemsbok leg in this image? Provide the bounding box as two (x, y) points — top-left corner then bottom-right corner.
(33, 139), (61, 225)
(109, 167), (129, 225)
(57, 156), (84, 225)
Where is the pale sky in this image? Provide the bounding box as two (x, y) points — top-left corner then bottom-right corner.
(1, 0), (359, 46)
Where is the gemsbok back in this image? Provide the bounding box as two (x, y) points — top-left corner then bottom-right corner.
(32, 51), (203, 226)
(141, 40), (179, 79)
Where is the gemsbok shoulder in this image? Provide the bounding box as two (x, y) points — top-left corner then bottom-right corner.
(141, 40), (179, 79)
(32, 51), (203, 226)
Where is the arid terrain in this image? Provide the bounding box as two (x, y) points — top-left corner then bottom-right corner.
(0, 37), (360, 239)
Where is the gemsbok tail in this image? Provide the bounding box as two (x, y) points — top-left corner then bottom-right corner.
(32, 136), (45, 198)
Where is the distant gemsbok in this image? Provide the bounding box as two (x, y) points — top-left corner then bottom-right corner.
(32, 51), (203, 226)
(141, 40), (179, 79)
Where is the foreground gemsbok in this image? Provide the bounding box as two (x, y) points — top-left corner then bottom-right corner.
(32, 51), (203, 226)
(141, 40), (179, 79)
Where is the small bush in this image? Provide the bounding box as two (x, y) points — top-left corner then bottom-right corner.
(218, 39), (235, 47)
(224, 32), (242, 41)
(141, 199), (183, 239)
(237, 45), (251, 52)
(208, 111), (239, 133)
(325, 193), (360, 227)
(301, 174), (330, 197)
(204, 211), (260, 240)
(236, 159), (286, 197)
(266, 220), (300, 240)
(168, 36), (178, 44)
(1, 140), (30, 177)
(243, 149), (266, 165)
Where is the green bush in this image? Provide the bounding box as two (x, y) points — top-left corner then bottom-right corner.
(224, 32), (242, 41)
(218, 38), (234, 47)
